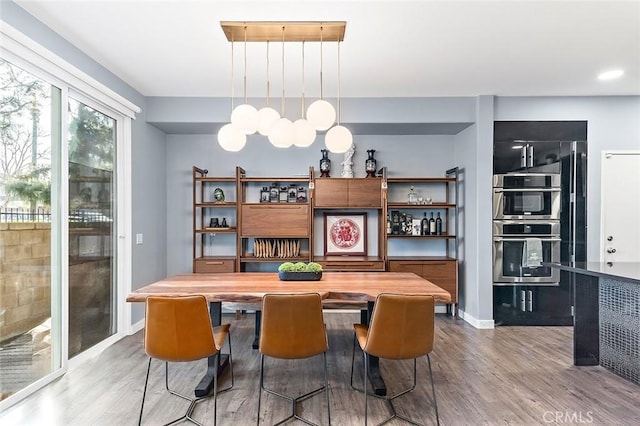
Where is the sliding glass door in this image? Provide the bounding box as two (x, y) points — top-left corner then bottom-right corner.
(0, 57), (123, 407)
(0, 58), (61, 401)
(67, 98), (116, 358)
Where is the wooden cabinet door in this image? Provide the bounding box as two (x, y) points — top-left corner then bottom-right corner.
(348, 179), (382, 208)
(388, 260), (423, 276)
(314, 179), (348, 207)
(423, 260), (457, 303)
(388, 259), (457, 303)
(241, 204), (309, 237)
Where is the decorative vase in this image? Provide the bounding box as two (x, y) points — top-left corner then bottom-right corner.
(365, 149), (377, 177)
(319, 149), (331, 177)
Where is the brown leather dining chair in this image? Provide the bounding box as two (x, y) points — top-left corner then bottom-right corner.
(350, 293), (439, 426)
(138, 295), (234, 426)
(257, 292), (331, 425)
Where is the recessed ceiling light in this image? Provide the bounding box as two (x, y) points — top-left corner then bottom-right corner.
(598, 69), (624, 80)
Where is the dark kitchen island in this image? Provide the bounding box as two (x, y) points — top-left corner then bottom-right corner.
(546, 262), (640, 385)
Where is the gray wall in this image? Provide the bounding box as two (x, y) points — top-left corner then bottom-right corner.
(2, 1), (169, 325)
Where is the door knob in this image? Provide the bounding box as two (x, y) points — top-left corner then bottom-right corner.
(607, 235), (613, 241)
(606, 247), (616, 254)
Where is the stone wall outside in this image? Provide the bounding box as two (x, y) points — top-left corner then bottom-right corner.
(0, 223), (52, 343)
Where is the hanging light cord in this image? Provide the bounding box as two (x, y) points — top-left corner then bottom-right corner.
(281, 26), (286, 116)
(337, 41), (341, 124)
(301, 41), (305, 118)
(243, 26), (248, 104)
(319, 26), (324, 100)
(230, 39), (235, 112)
(266, 41), (271, 107)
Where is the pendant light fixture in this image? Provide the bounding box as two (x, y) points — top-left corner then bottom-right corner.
(218, 39), (246, 151)
(325, 40), (352, 153)
(306, 26), (336, 131)
(230, 26), (258, 135)
(293, 41), (316, 147)
(219, 21), (346, 151)
(268, 26), (295, 148)
(257, 41), (280, 136)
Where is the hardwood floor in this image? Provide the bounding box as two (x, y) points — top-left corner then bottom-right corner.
(1, 312), (639, 425)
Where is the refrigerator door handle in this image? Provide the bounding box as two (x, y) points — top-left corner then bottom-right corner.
(520, 146), (527, 168)
(527, 290), (533, 312)
(527, 145), (534, 168)
(520, 289), (526, 311)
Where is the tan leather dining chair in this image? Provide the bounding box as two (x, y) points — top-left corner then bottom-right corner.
(350, 293), (439, 426)
(257, 293), (331, 425)
(138, 295), (234, 426)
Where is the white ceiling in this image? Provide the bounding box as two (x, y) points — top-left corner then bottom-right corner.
(14, 0), (640, 98)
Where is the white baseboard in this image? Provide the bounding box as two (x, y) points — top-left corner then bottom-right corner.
(458, 308), (495, 329)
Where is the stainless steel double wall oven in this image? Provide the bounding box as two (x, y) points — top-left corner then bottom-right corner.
(492, 173), (561, 286)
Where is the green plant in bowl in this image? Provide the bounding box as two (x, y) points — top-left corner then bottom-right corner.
(278, 262), (296, 272)
(293, 262), (308, 271)
(305, 262), (323, 272)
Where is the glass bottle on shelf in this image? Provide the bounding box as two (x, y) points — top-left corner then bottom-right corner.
(408, 186), (418, 204)
(387, 212), (392, 234)
(260, 186), (270, 203)
(279, 186), (289, 202)
(429, 212), (436, 235)
(436, 212), (443, 235)
(421, 212), (429, 235)
(287, 184), (297, 203)
(269, 182), (279, 202)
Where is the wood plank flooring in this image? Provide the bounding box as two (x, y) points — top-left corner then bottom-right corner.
(1, 312), (639, 425)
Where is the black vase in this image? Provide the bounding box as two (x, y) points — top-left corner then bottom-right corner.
(366, 149), (377, 177)
(320, 149), (331, 177)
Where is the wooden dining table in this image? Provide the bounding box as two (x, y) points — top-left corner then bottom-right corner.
(127, 271), (451, 397)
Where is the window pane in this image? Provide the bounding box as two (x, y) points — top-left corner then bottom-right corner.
(67, 99), (116, 358)
(0, 59), (59, 400)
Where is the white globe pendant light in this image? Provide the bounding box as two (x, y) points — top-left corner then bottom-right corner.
(307, 99), (336, 131)
(306, 27), (336, 131)
(218, 123), (247, 152)
(325, 40), (352, 153)
(230, 26), (257, 135)
(257, 106), (280, 135)
(269, 118), (294, 148)
(293, 118), (316, 147)
(231, 104), (258, 134)
(325, 124), (352, 153)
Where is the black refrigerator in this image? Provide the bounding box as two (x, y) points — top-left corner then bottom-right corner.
(493, 121), (587, 326)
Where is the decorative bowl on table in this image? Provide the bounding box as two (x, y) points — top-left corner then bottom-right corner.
(278, 271), (323, 281)
(277, 262), (323, 281)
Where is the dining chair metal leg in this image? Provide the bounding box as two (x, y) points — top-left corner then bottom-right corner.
(138, 358), (153, 426)
(257, 353), (330, 426)
(364, 351), (369, 426)
(427, 354), (440, 426)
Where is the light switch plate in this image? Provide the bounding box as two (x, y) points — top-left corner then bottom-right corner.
(136, 233), (143, 244)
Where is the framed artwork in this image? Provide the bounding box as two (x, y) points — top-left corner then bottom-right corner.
(324, 212), (367, 256)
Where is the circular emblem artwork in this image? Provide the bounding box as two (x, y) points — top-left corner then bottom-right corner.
(329, 218), (361, 249)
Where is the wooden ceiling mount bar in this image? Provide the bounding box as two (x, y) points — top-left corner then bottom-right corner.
(220, 21), (346, 42)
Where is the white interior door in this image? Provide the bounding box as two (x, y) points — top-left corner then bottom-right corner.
(601, 152), (640, 262)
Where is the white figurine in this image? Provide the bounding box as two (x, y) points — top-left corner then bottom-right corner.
(341, 143), (355, 178)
